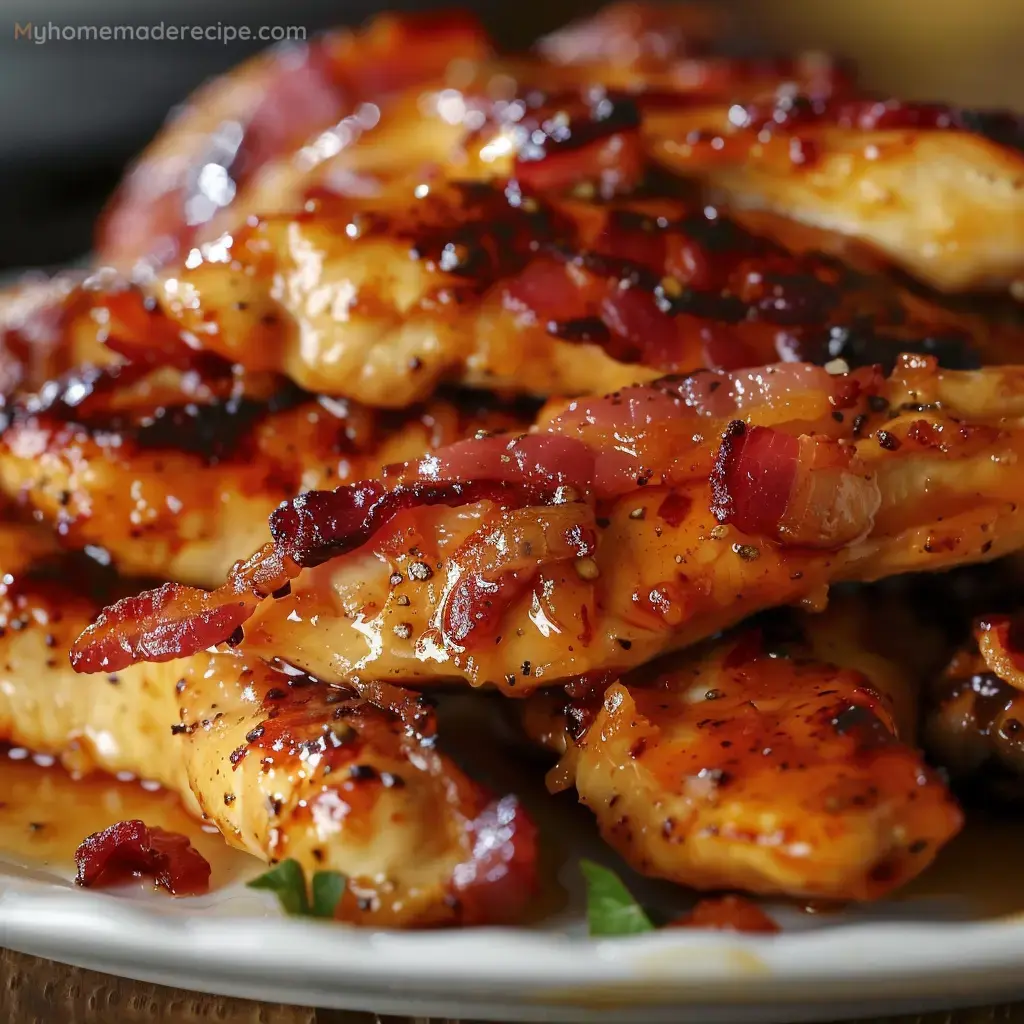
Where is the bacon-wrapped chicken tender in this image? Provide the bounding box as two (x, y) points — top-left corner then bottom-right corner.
(72, 359), (1024, 693)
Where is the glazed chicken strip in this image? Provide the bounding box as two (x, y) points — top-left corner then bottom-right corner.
(521, 602), (962, 900)
(152, 184), (1019, 407)
(0, 526), (536, 927)
(73, 357), (1024, 693)
(15, 187), (1012, 413)
(75, 4), (1020, 403)
(0, 280), (534, 585)
(97, 3), (839, 264)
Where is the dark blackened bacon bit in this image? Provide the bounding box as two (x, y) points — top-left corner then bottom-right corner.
(75, 820), (211, 896)
(406, 181), (563, 286)
(709, 421), (799, 538)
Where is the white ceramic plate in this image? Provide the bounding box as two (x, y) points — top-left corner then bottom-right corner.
(4, 863), (1024, 1022)
(1, 709), (1023, 1024)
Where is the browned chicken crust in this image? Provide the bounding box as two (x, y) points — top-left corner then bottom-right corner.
(0, 279), (536, 585)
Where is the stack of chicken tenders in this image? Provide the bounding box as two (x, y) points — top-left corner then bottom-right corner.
(1, 2), (1023, 927)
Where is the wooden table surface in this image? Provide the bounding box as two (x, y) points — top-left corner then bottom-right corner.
(0, 947), (1020, 1024)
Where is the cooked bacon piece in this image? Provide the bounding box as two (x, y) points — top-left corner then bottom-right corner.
(672, 896), (779, 933)
(522, 601), (962, 900)
(0, 528), (536, 928)
(710, 422), (800, 537)
(711, 424), (879, 547)
(14, 176), (1018, 412)
(73, 359), (1024, 691)
(0, 378), (532, 587)
(64, 14), (1017, 404)
(75, 820), (211, 895)
(96, 11), (492, 269)
(646, 94), (1024, 293)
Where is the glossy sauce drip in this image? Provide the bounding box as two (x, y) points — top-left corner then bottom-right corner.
(942, 672), (1022, 736)
(0, 753), (254, 890)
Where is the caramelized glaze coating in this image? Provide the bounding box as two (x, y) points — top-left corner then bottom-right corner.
(82, 4), (1022, 405)
(0, 379), (533, 588)
(23, 189), (1016, 415)
(73, 358), (1024, 691)
(151, 185), (1017, 406)
(521, 605), (962, 900)
(0, 524), (536, 927)
(98, 3), (837, 263)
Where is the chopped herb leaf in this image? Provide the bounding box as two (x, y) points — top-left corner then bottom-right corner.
(247, 859), (309, 915)
(247, 859), (347, 919)
(311, 870), (347, 919)
(580, 859), (655, 936)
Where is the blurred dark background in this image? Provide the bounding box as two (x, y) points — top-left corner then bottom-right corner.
(0, 0), (1021, 272)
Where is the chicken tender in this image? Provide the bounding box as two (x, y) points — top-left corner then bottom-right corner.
(0, 525), (536, 926)
(521, 603), (961, 900)
(73, 359), (1024, 692)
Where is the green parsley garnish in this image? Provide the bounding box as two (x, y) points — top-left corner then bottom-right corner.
(247, 858), (346, 919)
(580, 859), (655, 936)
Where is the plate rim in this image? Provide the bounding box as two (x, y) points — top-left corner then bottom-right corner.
(4, 881), (1024, 1022)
